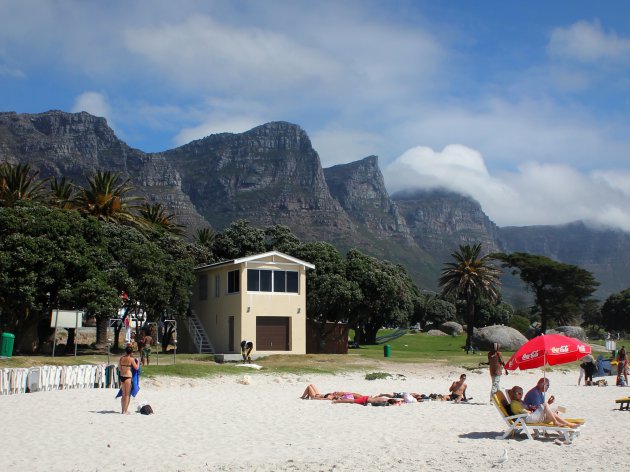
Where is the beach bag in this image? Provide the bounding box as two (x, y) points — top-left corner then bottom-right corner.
(139, 404), (154, 415)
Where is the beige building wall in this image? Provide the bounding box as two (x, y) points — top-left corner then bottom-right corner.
(191, 252), (310, 356)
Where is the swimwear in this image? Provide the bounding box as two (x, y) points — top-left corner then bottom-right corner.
(354, 395), (369, 405)
(120, 376), (131, 381)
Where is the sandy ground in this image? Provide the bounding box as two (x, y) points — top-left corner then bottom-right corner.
(1, 363), (629, 472)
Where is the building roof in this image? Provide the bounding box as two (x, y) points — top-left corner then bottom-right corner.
(195, 250), (315, 272)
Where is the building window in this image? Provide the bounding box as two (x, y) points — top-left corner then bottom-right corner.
(227, 270), (239, 294)
(247, 269), (299, 293)
(286, 271), (298, 293)
(214, 275), (220, 297)
(198, 274), (208, 301)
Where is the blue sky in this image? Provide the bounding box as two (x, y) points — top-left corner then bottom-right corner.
(1, 0), (629, 230)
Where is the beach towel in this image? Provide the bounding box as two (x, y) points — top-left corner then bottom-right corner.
(115, 364), (141, 398)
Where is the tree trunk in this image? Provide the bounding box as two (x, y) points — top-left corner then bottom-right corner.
(95, 317), (109, 348)
(465, 299), (475, 354)
(65, 328), (75, 354)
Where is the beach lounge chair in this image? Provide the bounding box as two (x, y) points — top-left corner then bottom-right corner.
(492, 392), (583, 441)
(615, 397), (630, 411)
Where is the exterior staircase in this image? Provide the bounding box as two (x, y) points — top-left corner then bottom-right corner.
(185, 311), (215, 354)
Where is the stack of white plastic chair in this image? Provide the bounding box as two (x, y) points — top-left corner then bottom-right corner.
(95, 364), (106, 388)
(0, 368), (8, 395)
(27, 367), (41, 393)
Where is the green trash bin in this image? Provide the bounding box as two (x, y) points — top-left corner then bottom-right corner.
(1, 332), (15, 358)
(384, 344), (391, 358)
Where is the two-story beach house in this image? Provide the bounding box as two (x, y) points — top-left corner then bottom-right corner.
(183, 251), (314, 356)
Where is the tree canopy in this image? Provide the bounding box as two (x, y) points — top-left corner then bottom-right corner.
(439, 243), (501, 352)
(601, 288), (630, 332)
(493, 252), (599, 332)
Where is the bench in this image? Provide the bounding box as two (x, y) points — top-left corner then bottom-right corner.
(615, 397), (630, 411)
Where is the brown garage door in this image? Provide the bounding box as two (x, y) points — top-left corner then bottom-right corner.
(256, 316), (289, 351)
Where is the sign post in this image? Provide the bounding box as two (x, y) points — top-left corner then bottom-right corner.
(50, 309), (84, 357)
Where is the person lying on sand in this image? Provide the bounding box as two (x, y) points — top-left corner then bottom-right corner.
(300, 384), (361, 400)
(333, 395), (403, 406)
(378, 392), (424, 402)
(508, 386), (579, 428)
(448, 374), (468, 403)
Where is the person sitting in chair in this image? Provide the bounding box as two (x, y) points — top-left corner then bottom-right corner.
(508, 386), (578, 428)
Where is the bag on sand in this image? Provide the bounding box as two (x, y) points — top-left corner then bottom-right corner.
(139, 404), (154, 415)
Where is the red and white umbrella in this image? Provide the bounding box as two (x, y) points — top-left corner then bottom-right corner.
(505, 334), (591, 372)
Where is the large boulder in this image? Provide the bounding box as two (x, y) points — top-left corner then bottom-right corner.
(439, 321), (464, 336)
(547, 326), (587, 341)
(427, 329), (448, 336)
(472, 325), (528, 351)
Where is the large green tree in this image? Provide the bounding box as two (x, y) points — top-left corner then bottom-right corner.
(346, 249), (419, 344)
(213, 220), (266, 260)
(293, 242), (362, 349)
(0, 204), (121, 350)
(493, 252), (599, 332)
(439, 243), (501, 353)
(601, 288), (630, 332)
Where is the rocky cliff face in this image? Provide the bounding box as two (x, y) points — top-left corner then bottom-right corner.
(393, 189), (500, 259)
(0, 110), (207, 229)
(324, 156), (412, 241)
(2, 110), (630, 298)
(159, 122), (354, 241)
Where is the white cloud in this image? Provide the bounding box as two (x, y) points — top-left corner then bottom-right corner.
(71, 91), (113, 123)
(384, 144), (630, 232)
(0, 63), (25, 78)
(548, 20), (630, 63)
(124, 14), (345, 95)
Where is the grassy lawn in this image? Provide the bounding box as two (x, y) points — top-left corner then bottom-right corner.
(1, 331), (614, 377)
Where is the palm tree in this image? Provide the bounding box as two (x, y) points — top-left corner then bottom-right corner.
(439, 243), (501, 353)
(194, 227), (216, 248)
(0, 161), (50, 207)
(138, 202), (184, 236)
(75, 171), (143, 224)
(49, 176), (77, 210)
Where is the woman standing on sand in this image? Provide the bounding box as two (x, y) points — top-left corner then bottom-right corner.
(119, 345), (139, 414)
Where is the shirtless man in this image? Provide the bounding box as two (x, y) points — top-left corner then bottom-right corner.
(448, 374), (468, 403)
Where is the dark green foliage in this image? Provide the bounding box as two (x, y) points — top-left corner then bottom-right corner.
(476, 299), (513, 327)
(493, 252), (599, 332)
(0, 162), (50, 207)
(346, 249), (420, 344)
(508, 314), (531, 335)
(424, 298), (456, 325)
(264, 224), (302, 254)
(0, 204), (120, 347)
(213, 220), (266, 260)
(293, 242), (362, 347)
(439, 243), (501, 352)
(601, 289), (630, 331)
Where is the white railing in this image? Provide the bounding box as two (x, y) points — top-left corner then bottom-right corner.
(185, 312), (214, 354)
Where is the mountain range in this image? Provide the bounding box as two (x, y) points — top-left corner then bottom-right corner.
(1, 110), (629, 301)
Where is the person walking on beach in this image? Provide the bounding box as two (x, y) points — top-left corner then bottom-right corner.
(141, 331), (153, 366)
(118, 345), (139, 414)
(616, 346), (627, 386)
(488, 343), (507, 401)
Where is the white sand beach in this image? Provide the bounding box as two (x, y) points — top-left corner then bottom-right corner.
(1, 363), (629, 472)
